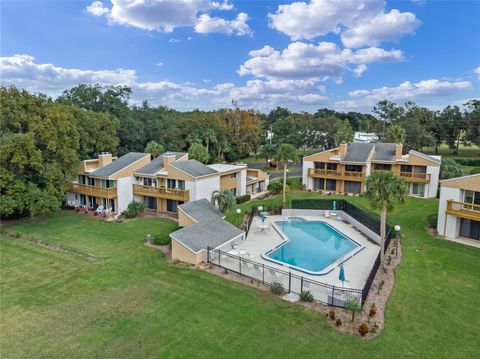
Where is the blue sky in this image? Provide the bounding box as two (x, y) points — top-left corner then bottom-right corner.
(1, 0), (479, 113)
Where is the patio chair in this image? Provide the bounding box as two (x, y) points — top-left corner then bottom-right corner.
(96, 206), (104, 214)
(324, 210), (330, 219)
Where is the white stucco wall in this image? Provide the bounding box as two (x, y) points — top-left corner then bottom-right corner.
(427, 165), (440, 198)
(302, 160), (314, 189)
(117, 177), (134, 212)
(194, 176), (221, 201)
(437, 186), (462, 237)
(237, 169), (247, 196)
(185, 180), (196, 201)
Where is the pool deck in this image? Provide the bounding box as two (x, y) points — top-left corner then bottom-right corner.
(232, 215), (380, 290)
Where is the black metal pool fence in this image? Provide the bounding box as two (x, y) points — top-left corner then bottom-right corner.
(210, 198), (393, 307)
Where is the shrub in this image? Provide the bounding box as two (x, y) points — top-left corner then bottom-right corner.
(369, 304), (377, 317)
(470, 167), (480, 175)
(267, 181), (283, 194)
(236, 194), (251, 204)
(14, 232), (21, 238)
(440, 159), (463, 179)
(335, 318), (342, 327)
(286, 177), (301, 190)
(345, 300), (362, 322)
(358, 323), (369, 336)
(299, 290), (314, 302)
(427, 213), (438, 228)
(453, 158), (480, 166)
(328, 310), (336, 320)
(270, 282), (284, 294)
(371, 323), (379, 333)
(153, 233), (171, 246)
(122, 201), (145, 219)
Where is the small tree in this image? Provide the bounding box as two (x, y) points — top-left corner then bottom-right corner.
(366, 171), (408, 269)
(345, 300), (363, 322)
(258, 143), (277, 167)
(144, 141), (164, 158)
(274, 143), (297, 204)
(440, 158), (463, 179)
(188, 143), (210, 163)
(211, 189), (236, 213)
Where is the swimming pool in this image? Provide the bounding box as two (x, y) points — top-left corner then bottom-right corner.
(265, 220), (361, 274)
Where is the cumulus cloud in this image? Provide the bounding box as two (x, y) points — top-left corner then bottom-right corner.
(335, 79), (472, 109)
(0, 54), (328, 111)
(268, 0), (420, 48)
(86, 1), (110, 16)
(194, 12), (252, 36)
(85, 0), (250, 35)
(238, 42), (403, 82)
(0, 54), (136, 95)
(475, 66), (480, 80)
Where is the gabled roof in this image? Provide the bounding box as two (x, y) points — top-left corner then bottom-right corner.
(171, 219), (243, 253)
(342, 143), (374, 163)
(440, 173), (480, 191)
(178, 198), (223, 223)
(134, 151), (186, 176)
(408, 150), (441, 165)
(208, 163), (246, 173)
(373, 143), (397, 162)
(170, 160), (218, 178)
(89, 152), (149, 178)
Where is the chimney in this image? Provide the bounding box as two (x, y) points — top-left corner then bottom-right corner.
(395, 143), (403, 160)
(163, 154), (176, 169)
(98, 152), (113, 167)
(339, 143), (348, 158)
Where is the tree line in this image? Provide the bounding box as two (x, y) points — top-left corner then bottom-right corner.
(1, 84), (478, 218)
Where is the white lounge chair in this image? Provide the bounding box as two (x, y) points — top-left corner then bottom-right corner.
(325, 210), (330, 219)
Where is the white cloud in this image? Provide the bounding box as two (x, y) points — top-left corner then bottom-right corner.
(85, 0), (249, 36)
(336, 79), (472, 109)
(168, 38), (180, 43)
(155, 62), (163, 66)
(0, 54), (136, 96)
(194, 12), (252, 36)
(475, 66), (480, 80)
(238, 42), (403, 82)
(268, 0), (420, 48)
(0, 54), (327, 111)
(341, 9), (421, 48)
(87, 1), (110, 16)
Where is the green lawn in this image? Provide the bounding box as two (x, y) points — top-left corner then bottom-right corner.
(423, 144), (480, 174)
(1, 196), (480, 358)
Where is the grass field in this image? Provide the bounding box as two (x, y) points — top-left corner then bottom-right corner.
(1, 195), (480, 358)
(422, 144), (480, 173)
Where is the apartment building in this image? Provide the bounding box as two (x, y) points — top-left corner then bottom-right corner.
(66, 152), (151, 213)
(437, 174), (480, 242)
(302, 142), (441, 198)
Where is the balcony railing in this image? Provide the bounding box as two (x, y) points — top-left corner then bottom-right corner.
(69, 183), (117, 198)
(399, 171), (431, 183)
(133, 184), (189, 201)
(446, 200), (480, 221)
(309, 168), (364, 180)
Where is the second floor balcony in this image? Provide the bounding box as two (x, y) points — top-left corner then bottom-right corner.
(133, 184), (189, 202)
(446, 200), (480, 221)
(309, 168), (364, 181)
(398, 171), (431, 183)
(69, 183), (117, 198)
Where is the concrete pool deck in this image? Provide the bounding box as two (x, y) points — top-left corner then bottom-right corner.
(224, 215), (380, 290)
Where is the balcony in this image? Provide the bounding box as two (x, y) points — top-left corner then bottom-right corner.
(446, 200), (480, 221)
(69, 183), (117, 198)
(133, 184), (189, 202)
(399, 172), (431, 183)
(309, 168), (364, 181)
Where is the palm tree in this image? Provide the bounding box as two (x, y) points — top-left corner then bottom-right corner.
(211, 189), (236, 213)
(365, 171), (408, 269)
(385, 124), (406, 144)
(274, 143), (297, 204)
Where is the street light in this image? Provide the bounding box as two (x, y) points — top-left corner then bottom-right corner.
(236, 208), (241, 227)
(394, 224), (401, 258)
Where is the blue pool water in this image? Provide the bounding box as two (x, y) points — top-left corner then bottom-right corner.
(267, 220), (359, 273)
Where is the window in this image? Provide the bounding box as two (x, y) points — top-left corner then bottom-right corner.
(401, 165), (412, 173)
(460, 219), (480, 240)
(230, 172), (237, 179)
(167, 199), (178, 212)
(345, 164), (362, 172)
(314, 178), (325, 190)
(177, 180), (185, 190)
(464, 190), (480, 206)
(314, 162), (325, 169)
(326, 163), (338, 170)
(374, 163), (391, 171)
(88, 177), (95, 186)
(78, 175), (86, 184)
(344, 181), (361, 194)
(413, 166), (427, 174)
(144, 196), (157, 210)
(325, 179), (336, 191)
(411, 183), (425, 196)
(167, 179), (175, 188)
